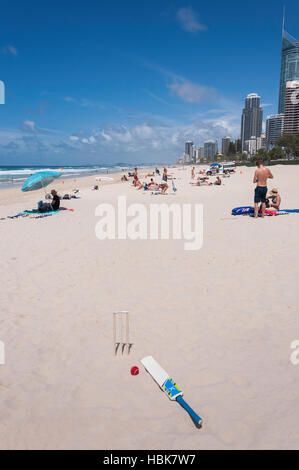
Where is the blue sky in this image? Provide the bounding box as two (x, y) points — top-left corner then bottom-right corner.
(0, 0), (298, 165)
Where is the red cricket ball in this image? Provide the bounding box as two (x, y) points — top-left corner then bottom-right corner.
(130, 366), (139, 376)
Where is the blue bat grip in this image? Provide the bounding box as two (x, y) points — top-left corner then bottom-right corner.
(176, 395), (202, 425)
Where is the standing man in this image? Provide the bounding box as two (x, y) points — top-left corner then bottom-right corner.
(253, 160), (273, 218)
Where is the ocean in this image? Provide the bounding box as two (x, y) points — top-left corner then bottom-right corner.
(0, 164), (152, 187)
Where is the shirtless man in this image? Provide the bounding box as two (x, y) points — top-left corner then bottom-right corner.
(253, 160), (273, 218)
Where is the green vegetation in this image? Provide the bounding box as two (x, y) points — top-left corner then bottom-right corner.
(188, 133), (299, 165)
(275, 132), (299, 158)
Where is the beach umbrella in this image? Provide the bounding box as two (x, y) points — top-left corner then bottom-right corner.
(21, 170), (62, 192)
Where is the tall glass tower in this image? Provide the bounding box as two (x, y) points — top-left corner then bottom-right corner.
(278, 24), (299, 114)
(241, 93), (263, 152)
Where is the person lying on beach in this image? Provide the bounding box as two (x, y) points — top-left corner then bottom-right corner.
(137, 178), (158, 190)
(190, 181), (212, 186)
(62, 189), (80, 199)
(190, 175), (210, 185)
(38, 189), (60, 212)
(121, 174), (128, 181)
(266, 188), (281, 209)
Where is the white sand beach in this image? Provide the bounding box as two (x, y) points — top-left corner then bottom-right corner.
(0, 165), (298, 449)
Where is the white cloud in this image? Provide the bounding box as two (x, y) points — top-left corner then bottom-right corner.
(64, 96), (104, 109)
(142, 60), (217, 105)
(168, 82), (218, 104)
(1, 45), (18, 56)
(1, 106), (241, 163)
(133, 123), (154, 139)
(21, 120), (37, 133)
(177, 7), (206, 33)
(64, 96), (75, 102)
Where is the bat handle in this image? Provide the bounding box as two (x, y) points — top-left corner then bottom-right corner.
(176, 395), (203, 426)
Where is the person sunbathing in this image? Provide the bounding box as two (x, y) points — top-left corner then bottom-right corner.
(190, 180), (212, 186)
(138, 178), (158, 190)
(266, 188), (281, 209)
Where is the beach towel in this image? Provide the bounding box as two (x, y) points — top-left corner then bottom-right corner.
(231, 206), (298, 216)
(5, 208), (73, 220)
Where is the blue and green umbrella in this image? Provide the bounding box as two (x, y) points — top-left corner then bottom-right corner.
(21, 170), (62, 192)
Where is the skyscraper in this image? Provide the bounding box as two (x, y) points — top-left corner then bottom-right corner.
(265, 114), (284, 150)
(204, 140), (218, 160)
(185, 141), (194, 162)
(222, 136), (231, 155)
(241, 93), (263, 152)
(283, 81), (299, 134)
(278, 24), (299, 114)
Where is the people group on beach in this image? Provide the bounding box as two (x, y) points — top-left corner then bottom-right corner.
(190, 171), (222, 186)
(31, 163), (282, 218)
(253, 160), (274, 218)
(127, 167), (173, 194)
(38, 189), (60, 213)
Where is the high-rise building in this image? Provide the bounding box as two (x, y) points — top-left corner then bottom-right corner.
(195, 148), (204, 162)
(278, 26), (299, 114)
(283, 80), (299, 134)
(244, 135), (265, 156)
(204, 140), (218, 160)
(265, 114), (284, 149)
(185, 141), (194, 162)
(241, 93), (263, 151)
(222, 136), (231, 155)
(244, 137), (257, 156)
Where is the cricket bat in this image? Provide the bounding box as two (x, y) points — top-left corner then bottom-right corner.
(141, 355), (202, 426)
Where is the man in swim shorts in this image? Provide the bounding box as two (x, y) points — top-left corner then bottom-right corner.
(253, 160), (273, 218)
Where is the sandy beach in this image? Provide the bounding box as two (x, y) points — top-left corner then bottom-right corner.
(0, 164), (298, 450)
